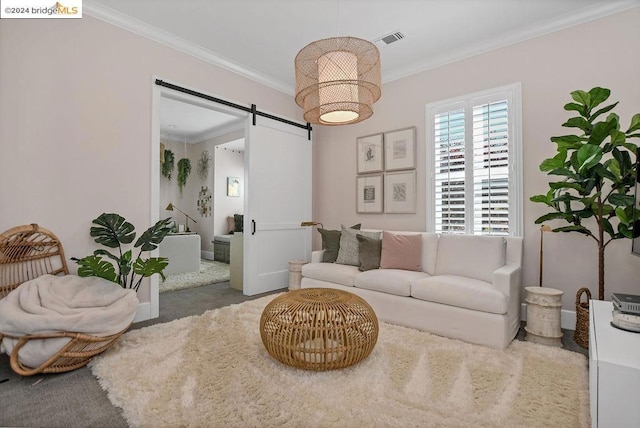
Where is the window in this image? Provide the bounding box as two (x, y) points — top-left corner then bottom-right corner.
(426, 83), (522, 236)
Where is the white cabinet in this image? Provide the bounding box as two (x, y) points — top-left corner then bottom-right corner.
(589, 299), (640, 427)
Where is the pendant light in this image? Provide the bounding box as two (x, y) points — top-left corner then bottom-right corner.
(294, 3), (381, 126)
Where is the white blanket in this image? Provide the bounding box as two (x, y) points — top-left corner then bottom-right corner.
(0, 274), (138, 368)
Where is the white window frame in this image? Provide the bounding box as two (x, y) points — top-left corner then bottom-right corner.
(425, 83), (523, 236)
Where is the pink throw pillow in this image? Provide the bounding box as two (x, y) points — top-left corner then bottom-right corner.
(380, 231), (422, 271)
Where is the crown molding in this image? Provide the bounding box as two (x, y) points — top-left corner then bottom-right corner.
(383, 1), (640, 84)
(83, 0), (293, 95)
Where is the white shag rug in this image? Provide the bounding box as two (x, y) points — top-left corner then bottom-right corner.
(90, 294), (590, 428)
(159, 259), (230, 293)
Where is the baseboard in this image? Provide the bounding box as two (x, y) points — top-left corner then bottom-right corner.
(520, 303), (576, 331)
(133, 301), (152, 323)
(201, 251), (214, 261)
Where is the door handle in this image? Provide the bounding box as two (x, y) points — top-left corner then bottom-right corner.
(252, 219), (256, 235)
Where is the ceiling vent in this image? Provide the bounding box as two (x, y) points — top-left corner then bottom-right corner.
(374, 31), (405, 46)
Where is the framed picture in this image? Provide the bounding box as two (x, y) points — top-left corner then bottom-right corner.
(356, 174), (383, 213)
(384, 171), (416, 213)
(356, 133), (384, 174)
(227, 177), (240, 197)
(384, 126), (416, 171)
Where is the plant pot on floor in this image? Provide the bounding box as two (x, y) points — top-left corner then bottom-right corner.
(574, 287), (591, 349)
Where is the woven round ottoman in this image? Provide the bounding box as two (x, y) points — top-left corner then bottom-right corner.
(260, 288), (378, 371)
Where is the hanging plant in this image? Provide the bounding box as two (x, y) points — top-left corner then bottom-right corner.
(177, 158), (191, 195)
(161, 149), (175, 180)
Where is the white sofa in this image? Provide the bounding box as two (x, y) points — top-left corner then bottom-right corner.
(301, 232), (523, 349)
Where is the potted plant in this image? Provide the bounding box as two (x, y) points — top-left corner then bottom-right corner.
(72, 213), (173, 292)
(530, 87), (640, 347)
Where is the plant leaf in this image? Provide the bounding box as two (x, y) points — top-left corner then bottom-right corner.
(133, 257), (169, 278)
(576, 145), (602, 172)
(608, 193), (635, 207)
(570, 90), (590, 107)
(90, 213), (135, 248)
(540, 150), (567, 172)
(627, 113), (640, 133)
(588, 120), (617, 145)
(549, 181), (583, 192)
(590, 102), (618, 122)
(134, 217), (173, 251)
(562, 117), (591, 133)
(564, 102), (587, 116)
(534, 212), (573, 224)
(587, 87), (611, 110)
(72, 255), (118, 283)
(553, 225), (593, 235)
(615, 207), (630, 224)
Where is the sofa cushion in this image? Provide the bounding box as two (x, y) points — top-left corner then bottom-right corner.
(301, 263), (359, 287)
(355, 269), (430, 297)
(336, 226), (381, 266)
(410, 275), (508, 314)
(357, 234), (382, 272)
(435, 235), (506, 283)
(317, 224), (361, 263)
(380, 231), (422, 271)
(421, 233), (439, 275)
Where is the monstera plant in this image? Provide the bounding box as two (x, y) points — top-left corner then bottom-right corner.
(530, 87), (640, 301)
(72, 213), (173, 292)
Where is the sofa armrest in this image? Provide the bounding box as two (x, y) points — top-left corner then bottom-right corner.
(493, 263), (522, 298)
(311, 250), (325, 263)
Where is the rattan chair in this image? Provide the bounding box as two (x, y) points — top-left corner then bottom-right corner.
(0, 224), (128, 376)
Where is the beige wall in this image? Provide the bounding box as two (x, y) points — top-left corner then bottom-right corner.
(0, 16), (299, 302)
(313, 8), (640, 308)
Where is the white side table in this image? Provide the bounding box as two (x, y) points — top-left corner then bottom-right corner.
(288, 260), (307, 291)
(525, 286), (563, 347)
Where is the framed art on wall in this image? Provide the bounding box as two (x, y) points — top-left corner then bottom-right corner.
(356, 174), (383, 213)
(227, 177), (240, 197)
(356, 133), (384, 174)
(384, 127), (416, 171)
(384, 170), (416, 213)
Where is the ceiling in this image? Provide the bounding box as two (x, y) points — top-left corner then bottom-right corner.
(89, 0), (639, 138)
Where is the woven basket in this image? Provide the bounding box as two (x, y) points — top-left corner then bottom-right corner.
(573, 287), (591, 349)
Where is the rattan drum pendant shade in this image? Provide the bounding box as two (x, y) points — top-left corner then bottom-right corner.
(295, 37), (381, 125)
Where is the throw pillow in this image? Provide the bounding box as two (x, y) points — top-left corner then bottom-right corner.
(234, 214), (244, 233)
(335, 225), (381, 266)
(357, 234), (382, 272)
(317, 223), (361, 263)
(227, 216), (235, 234)
(380, 231), (422, 271)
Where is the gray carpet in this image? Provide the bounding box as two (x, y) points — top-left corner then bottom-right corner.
(0, 284), (587, 427)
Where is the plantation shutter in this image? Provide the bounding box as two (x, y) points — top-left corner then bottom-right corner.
(428, 84), (521, 236)
(434, 106), (466, 233)
(472, 100), (510, 235)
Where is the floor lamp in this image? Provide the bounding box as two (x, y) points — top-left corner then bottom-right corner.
(166, 202), (197, 232)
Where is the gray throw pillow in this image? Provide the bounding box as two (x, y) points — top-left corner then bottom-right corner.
(357, 234), (382, 271)
(318, 223), (361, 263)
(335, 225), (381, 266)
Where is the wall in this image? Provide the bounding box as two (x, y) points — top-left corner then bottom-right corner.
(0, 16), (300, 304)
(313, 8), (640, 309)
(213, 144), (245, 237)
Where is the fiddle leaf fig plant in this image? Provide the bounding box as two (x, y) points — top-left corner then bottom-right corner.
(530, 87), (640, 300)
(72, 213), (172, 292)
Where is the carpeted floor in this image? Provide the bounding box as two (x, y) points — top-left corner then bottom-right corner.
(159, 259), (230, 293)
(0, 283), (589, 428)
(90, 294), (590, 428)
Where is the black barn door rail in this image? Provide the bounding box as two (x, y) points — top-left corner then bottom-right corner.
(155, 79), (312, 140)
